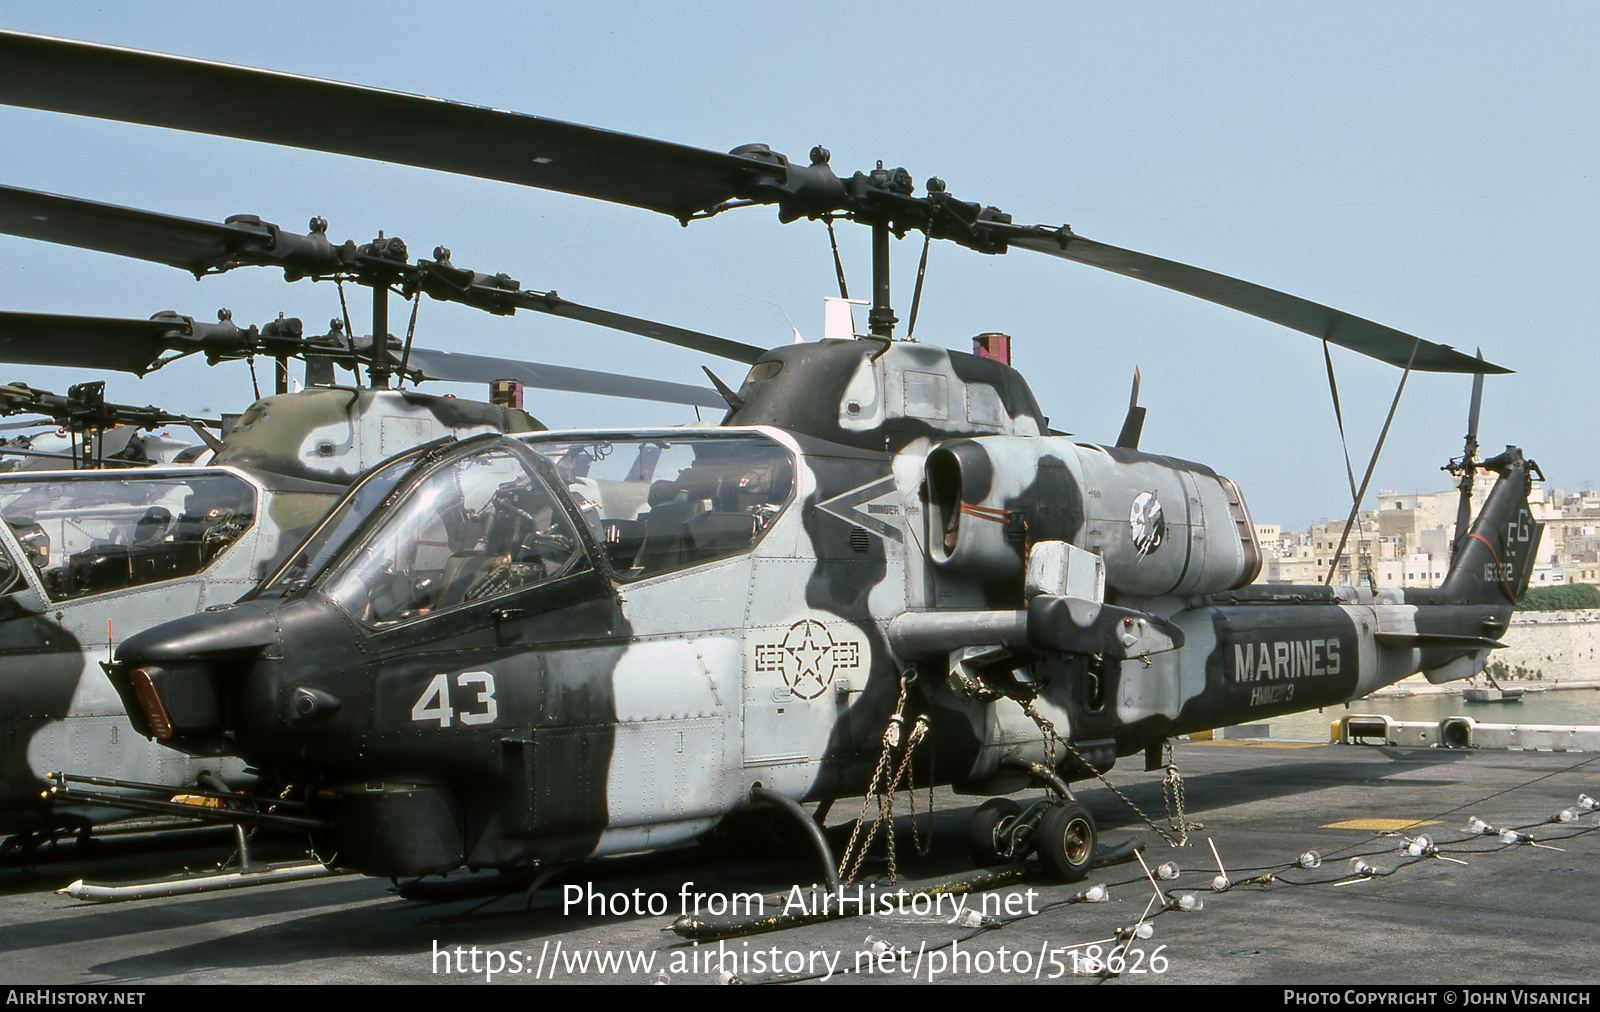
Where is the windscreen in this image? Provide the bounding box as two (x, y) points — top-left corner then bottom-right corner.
(255, 451), (420, 600)
(319, 447), (591, 627)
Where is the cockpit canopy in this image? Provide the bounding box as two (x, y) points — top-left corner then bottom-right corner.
(323, 445), (589, 625)
(255, 430), (794, 628)
(0, 470), (257, 602)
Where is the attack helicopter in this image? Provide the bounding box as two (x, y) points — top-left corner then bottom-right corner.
(0, 31), (1542, 885)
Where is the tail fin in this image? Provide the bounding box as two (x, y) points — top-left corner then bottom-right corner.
(1439, 447), (1543, 605)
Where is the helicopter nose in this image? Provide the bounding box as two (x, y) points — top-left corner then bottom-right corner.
(110, 604), (279, 755)
(122, 660), (225, 747)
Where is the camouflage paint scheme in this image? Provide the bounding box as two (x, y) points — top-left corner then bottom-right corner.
(110, 341), (1542, 878)
(214, 386), (538, 485)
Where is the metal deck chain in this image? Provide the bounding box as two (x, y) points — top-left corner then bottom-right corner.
(1019, 698), (1193, 848)
(836, 672), (933, 885)
(1159, 739), (1194, 844)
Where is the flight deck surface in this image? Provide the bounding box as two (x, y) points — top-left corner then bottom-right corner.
(2, 739), (1595, 987)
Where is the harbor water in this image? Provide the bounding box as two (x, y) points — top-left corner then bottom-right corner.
(1261, 683), (1600, 742)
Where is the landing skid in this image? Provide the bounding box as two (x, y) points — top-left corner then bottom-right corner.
(59, 859), (338, 902)
(41, 772), (338, 902)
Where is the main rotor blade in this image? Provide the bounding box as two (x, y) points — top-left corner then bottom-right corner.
(0, 31), (1511, 375)
(0, 183), (270, 274)
(0, 31), (763, 220)
(512, 296), (764, 364)
(0, 310), (180, 373)
(1004, 230), (1510, 375)
(0, 307), (302, 374)
(402, 348), (724, 408)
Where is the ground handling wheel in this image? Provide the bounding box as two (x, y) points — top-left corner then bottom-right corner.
(967, 798), (1023, 866)
(1036, 801), (1097, 882)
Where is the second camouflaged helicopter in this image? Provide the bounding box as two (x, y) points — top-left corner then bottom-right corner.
(0, 31), (1542, 884)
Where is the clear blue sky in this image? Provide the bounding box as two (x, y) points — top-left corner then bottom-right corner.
(1, 2), (1594, 529)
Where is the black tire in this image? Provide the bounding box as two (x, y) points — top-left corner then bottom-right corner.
(1036, 801), (1097, 882)
(968, 798), (1022, 866)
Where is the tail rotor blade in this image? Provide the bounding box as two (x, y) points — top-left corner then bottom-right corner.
(1452, 350), (1487, 556)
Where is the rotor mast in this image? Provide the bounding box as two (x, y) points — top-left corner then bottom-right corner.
(869, 221), (896, 339)
(362, 230), (409, 389)
(371, 269), (389, 388)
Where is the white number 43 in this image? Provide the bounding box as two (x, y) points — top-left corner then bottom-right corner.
(411, 671), (498, 727)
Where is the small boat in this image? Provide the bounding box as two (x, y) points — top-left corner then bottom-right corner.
(1463, 685), (1525, 703)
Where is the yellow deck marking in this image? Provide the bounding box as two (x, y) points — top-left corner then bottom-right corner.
(1321, 818), (1442, 831)
(1189, 740), (1322, 749)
